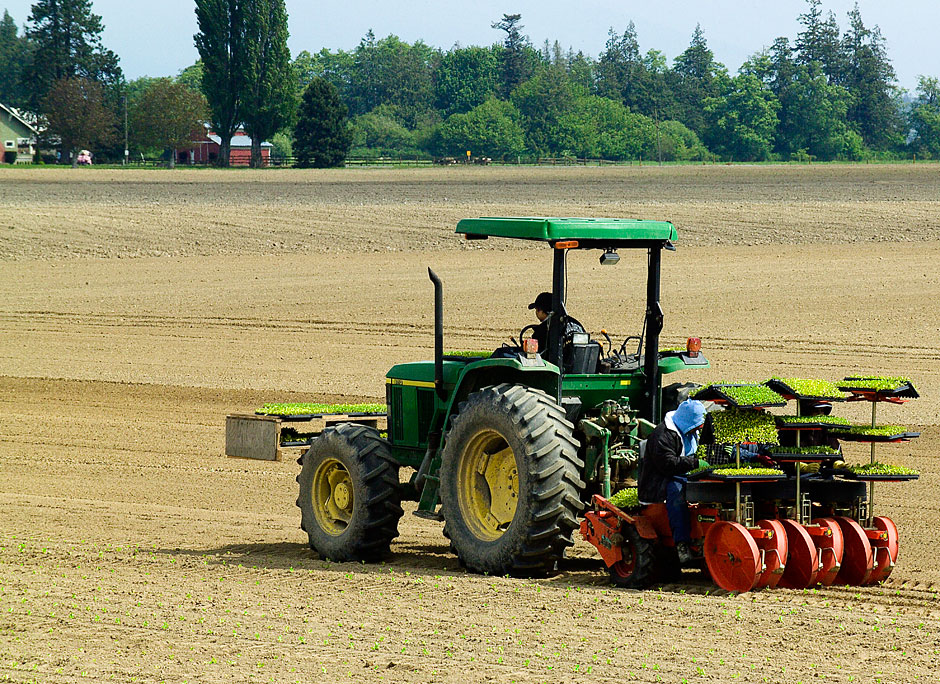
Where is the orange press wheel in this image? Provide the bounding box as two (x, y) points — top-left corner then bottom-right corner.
(833, 517), (874, 586)
(810, 518), (845, 587)
(755, 520), (788, 589)
(778, 519), (820, 589)
(867, 516), (899, 584)
(704, 521), (762, 593)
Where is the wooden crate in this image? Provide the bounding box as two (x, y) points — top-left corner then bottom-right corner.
(225, 413), (388, 462)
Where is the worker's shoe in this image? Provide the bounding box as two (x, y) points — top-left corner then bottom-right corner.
(675, 541), (702, 566)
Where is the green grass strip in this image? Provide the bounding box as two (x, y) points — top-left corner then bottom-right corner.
(257, 402), (387, 416)
(444, 350), (491, 358)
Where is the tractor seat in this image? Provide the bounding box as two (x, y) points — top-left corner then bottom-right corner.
(563, 332), (601, 374)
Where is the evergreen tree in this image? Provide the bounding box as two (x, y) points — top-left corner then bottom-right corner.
(840, 5), (904, 151)
(23, 0), (122, 112)
(0, 11), (29, 107)
(241, 0), (294, 167)
(195, 0), (243, 167)
(596, 23), (643, 109)
(294, 77), (351, 168)
(672, 25), (726, 136)
(492, 14), (535, 98)
(795, 0), (844, 84)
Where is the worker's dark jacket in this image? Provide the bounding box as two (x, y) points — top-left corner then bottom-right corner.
(637, 422), (697, 504)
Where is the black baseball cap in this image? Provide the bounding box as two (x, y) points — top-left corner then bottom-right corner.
(528, 292), (553, 312)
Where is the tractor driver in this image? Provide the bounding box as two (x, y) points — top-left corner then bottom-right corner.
(637, 399), (707, 566)
(527, 291), (586, 359)
(528, 292), (554, 353)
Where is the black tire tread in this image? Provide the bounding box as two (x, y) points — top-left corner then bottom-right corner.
(296, 423), (403, 562)
(440, 383), (584, 576)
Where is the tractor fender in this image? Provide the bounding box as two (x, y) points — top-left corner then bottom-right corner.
(439, 357), (560, 435)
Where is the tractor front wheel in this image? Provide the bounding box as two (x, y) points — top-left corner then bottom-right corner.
(297, 423), (404, 562)
(440, 384), (584, 576)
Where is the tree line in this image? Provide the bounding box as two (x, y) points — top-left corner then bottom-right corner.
(1, 0), (939, 167)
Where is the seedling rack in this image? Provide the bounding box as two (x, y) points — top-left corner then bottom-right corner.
(835, 376), (920, 526)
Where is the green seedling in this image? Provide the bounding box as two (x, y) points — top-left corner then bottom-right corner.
(769, 446), (839, 455)
(830, 425), (909, 437)
(777, 415), (850, 426)
(838, 377), (912, 392)
(767, 377), (845, 400)
(257, 402), (386, 415)
(608, 488), (639, 510)
(845, 462), (919, 476)
(696, 384), (785, 407)
(711, 408), (780, 445)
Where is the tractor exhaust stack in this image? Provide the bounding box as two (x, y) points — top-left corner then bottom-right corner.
(428, 268), (446, 400)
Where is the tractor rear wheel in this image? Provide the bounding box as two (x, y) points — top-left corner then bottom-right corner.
(440, 384), (584, 576)
(297, 423), (404, 562)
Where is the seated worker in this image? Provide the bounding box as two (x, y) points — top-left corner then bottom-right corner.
(637, 399), (707, 565)
(527, 291), (586, 358)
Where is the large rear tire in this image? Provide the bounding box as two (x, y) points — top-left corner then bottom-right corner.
(440, 384), (584, 576)
(297, 423), (403, 562)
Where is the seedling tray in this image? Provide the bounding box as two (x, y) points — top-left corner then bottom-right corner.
(693, 384), (787, 408)
(830, 430), (919, 443)
(837, 472), (919, 482)
(769, 452), (844, 463)
(708, 472), (787, 482)
(764, 378), (847, 402)
(837, 377), (919, 400)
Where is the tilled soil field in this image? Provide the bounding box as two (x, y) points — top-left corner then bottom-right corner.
(1, 166), (938, 683)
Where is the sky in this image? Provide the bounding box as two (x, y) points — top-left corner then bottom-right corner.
(3, 1), (938, 92)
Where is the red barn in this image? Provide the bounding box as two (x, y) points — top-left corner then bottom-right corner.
(185, 127), (273, 166)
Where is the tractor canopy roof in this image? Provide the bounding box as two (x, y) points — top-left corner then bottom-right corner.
(456, 217), (677, 247)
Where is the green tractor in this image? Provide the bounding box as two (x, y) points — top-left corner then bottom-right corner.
(297, 217), (709, 575)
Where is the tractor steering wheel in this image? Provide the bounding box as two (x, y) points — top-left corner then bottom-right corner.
(518, 324), (539, 348)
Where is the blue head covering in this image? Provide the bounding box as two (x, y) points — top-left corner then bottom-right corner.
(668, 399), (707, 457)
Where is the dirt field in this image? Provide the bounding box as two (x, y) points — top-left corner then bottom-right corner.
(1, 165), (938, 683)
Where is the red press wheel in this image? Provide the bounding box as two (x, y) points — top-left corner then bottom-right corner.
(755, 520), (788, 589)
(833, 517), (874, 586)
(704, 521), (762, 593)
(778, 519), (820, 589)
(867, 516), (899, 584)
(810, 518), (845, 587)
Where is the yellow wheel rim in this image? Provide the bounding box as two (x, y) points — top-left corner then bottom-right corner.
(456, 428), (519, 541)
(311, 458), (354, 536)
